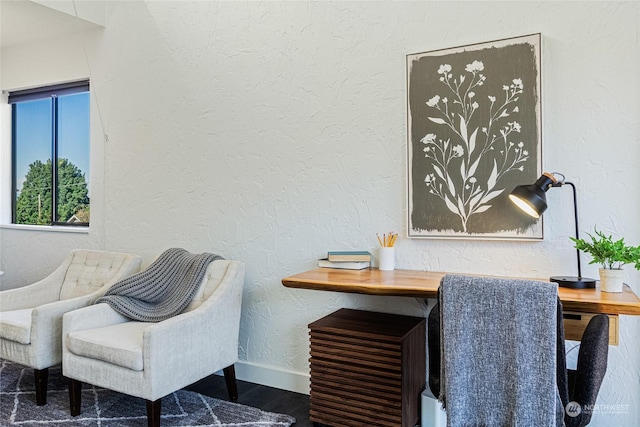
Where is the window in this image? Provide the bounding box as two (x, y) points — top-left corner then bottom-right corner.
(9, 81), (90, 226)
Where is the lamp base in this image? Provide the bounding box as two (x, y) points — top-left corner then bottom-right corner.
(550, 275), (596, 289)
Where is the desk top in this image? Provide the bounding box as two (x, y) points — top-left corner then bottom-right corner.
(282, 268), (640, 316)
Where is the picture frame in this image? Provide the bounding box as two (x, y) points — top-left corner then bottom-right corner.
(406, 34), (542, 240)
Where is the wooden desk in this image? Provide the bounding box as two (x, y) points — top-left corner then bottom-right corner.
(283, 268), (640, 345)
(282, 268), (640, 315)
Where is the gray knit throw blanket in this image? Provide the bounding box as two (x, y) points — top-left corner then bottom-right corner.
(96, 248), (223, 322)
(439, 274), (563, 427)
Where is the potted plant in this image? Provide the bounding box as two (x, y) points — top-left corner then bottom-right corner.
(571, 229), (640, 292)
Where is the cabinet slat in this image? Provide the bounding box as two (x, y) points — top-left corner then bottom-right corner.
(310, 349), (401, 372)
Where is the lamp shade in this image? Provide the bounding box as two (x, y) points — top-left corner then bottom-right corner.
(508, 172), (557, 218)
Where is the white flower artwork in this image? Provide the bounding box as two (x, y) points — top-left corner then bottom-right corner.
(407, 34), (542, 239)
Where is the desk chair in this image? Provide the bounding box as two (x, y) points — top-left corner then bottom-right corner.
(428, 275), (609, 427)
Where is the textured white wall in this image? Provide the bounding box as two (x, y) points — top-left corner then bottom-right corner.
(1, 2), (639, 425)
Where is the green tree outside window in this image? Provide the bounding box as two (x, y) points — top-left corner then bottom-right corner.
(15, 158), (89, 225)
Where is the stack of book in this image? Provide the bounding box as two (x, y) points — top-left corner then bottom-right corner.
(318, 251), (372, 270)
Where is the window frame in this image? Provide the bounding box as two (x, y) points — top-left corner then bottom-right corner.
(9, 80), (90, 227)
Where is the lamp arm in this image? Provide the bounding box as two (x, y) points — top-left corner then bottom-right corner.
(553, 181), (583, 279)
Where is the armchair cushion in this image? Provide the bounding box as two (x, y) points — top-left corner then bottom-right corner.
(183, 260), (229, 312)
(67, 322), (153, 371)
(60, 251), (135, 300)
(0, 309), (33, 344)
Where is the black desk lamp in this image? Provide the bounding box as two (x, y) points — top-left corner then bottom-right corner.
(509, 172), (596, 289)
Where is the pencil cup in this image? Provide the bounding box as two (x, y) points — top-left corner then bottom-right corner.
(378, 247), (395, 271)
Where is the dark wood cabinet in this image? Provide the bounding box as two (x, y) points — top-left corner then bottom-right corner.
(308, 308), (426, 427)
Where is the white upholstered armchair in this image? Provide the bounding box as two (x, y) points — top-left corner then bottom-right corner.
(62, 259), (245, 427)
(0, 249), (142, 405)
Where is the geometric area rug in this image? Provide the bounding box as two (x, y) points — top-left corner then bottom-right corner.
(1, 360), (296, 426)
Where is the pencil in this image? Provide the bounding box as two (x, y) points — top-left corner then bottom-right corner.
(378, 231), (398, 247)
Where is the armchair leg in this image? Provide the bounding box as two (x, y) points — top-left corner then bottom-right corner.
(34, 368), (49, 405)
(69, 378), (82, 416)
(146, 399), (161, 427)
(223, 365), (238, 402)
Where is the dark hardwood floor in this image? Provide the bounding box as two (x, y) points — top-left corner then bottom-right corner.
(186, 372), (312, 426)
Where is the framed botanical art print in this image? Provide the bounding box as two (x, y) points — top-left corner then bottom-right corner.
(407, 34), (542, 239)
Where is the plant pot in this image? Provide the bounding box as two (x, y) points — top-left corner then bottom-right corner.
(599, 268), (624, 293)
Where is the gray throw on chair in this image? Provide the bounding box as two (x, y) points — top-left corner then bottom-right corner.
(438, 274), (564, 427)
(96, 248), (223, 322)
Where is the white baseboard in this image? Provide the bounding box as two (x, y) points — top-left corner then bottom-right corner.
(233, 361), (310, 395)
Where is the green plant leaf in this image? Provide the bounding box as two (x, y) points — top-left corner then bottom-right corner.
(572, 228), (640, 270)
